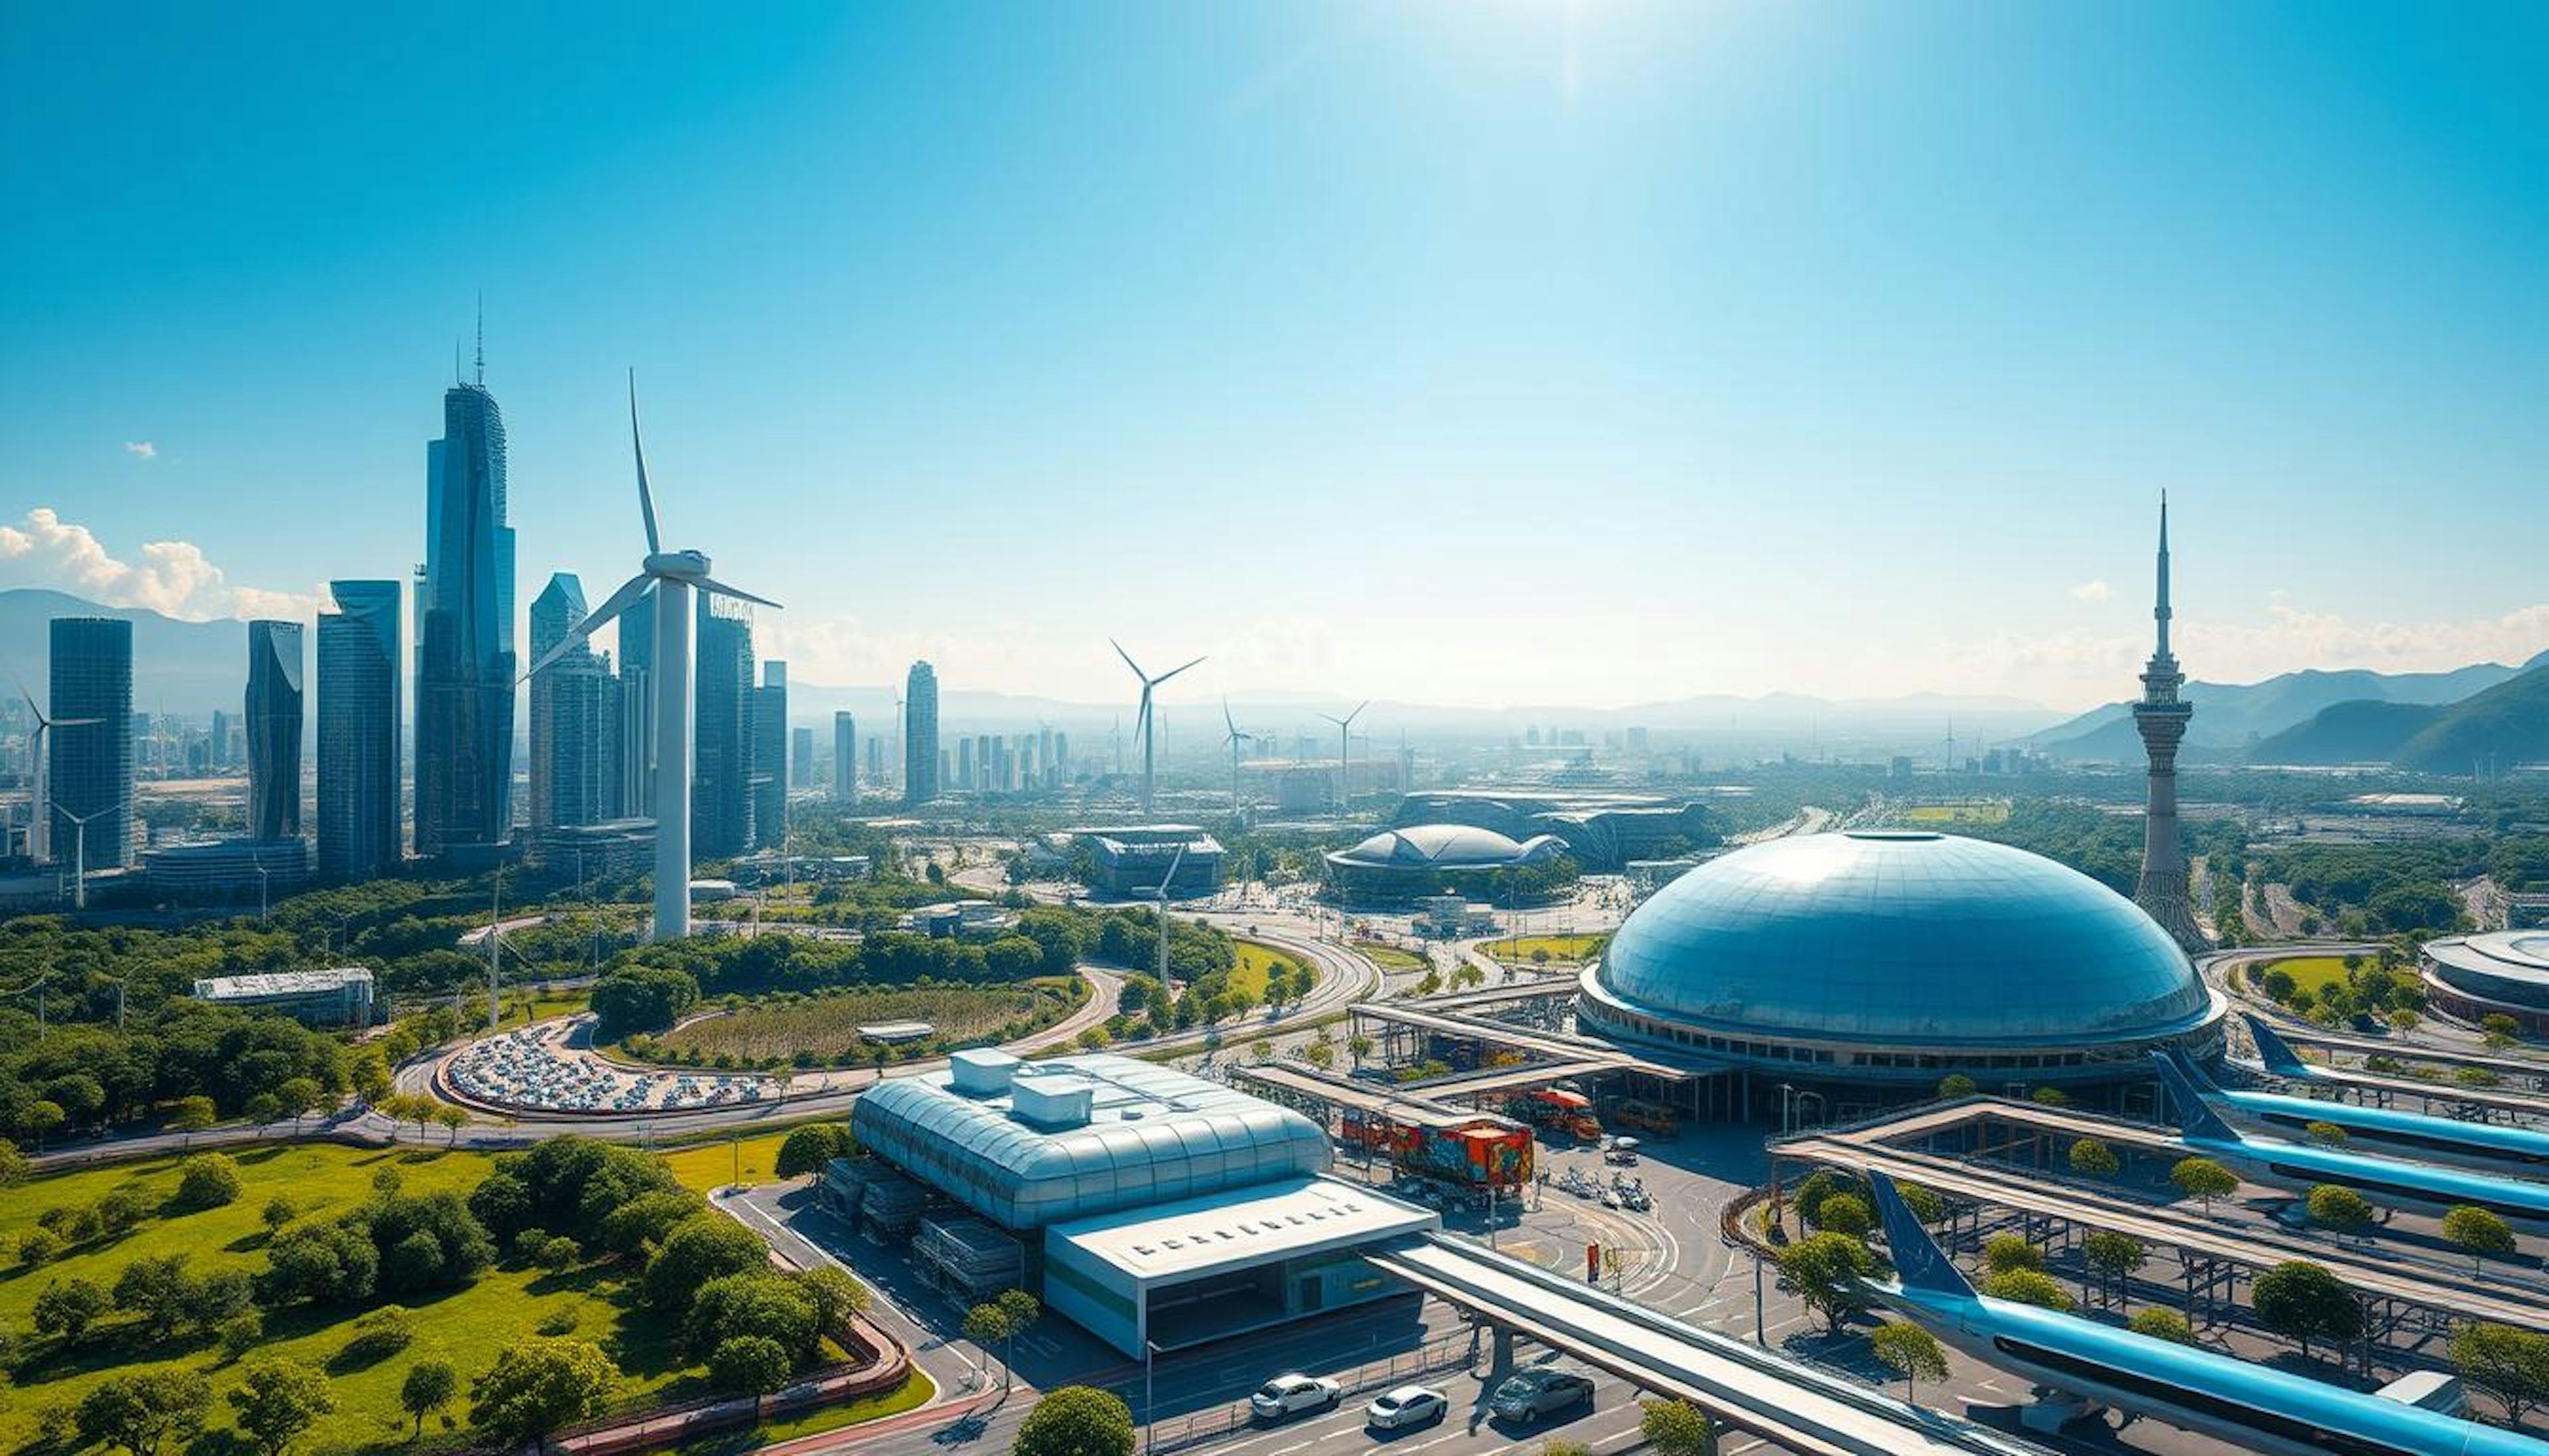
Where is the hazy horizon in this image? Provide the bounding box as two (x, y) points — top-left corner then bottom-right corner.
(5, 5), (2544, 713)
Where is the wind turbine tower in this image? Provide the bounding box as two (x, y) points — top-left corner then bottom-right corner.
(1319, 701), (1367, 809)
(1111, 640), (1204, 818)
(11, 672), (98, 863)
(1220, 699), (1255, 814)
(526, 374), (781, 942)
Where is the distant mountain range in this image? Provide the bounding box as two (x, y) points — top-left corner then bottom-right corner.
(0, 589), (249, 714)
(2022, 655), (2549, 764)
(2248, 663), (2549, 772)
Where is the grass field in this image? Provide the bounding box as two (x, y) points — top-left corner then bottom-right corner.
(654, 983), (1059, 1064)
(2259, 954), (2354, 998)
(1231, 941), (1312, 1002)
(670, 1368), (936, 1455)
(0, 1144), (695, 1456)
(1480, 934), (1608, 966)
(1899, 802), (2011, 824)
(1353, 942), (1430, 973)
(656, 1131), (792, 1193)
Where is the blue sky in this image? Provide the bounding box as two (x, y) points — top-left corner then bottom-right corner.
(3, 2), (2543, 709)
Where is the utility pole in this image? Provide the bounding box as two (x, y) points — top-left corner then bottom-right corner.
(487, 868), (503, 1031)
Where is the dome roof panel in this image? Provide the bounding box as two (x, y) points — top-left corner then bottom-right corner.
(1594, 832), (2206, 1045)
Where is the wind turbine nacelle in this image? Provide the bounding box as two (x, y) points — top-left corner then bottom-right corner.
(647, 549), (712, 579)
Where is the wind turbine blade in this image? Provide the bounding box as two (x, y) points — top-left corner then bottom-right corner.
(1222, 697), (1235, 735)
(524, 573), (651, 680)
(1346, 700), (1369, 727)
(1154, 655), (1206, 686)
(7, 666), (37, 721)
(52, 719), (101, 728)
(629, 370), (661, 556)
(694, 576), (782, 609)
(1111, 638), (1147, 680)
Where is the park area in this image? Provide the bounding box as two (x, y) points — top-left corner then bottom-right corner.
(2261, 954), (2354, 999)
(1898, 801), (2012, 825)
(1229, 940), (1312, 1002)
(647, 980), (1075, 1066)
(1353, 941), (1430, 974)
(1481, 933), (1608, 967)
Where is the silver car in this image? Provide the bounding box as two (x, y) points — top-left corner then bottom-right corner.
(1488, 1368), (1596, 1424)
(1364, 1385), (1448, 1431)
(1250, 1374), (1342, 1423)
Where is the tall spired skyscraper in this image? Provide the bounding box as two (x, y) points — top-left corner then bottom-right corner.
(415, 368), (516, 857)
(2132, 497), (2208, 954)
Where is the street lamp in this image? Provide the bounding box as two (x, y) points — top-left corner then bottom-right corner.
(1778, 1082), (1795, 1139)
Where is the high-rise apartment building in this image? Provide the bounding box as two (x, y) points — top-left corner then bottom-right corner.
(958, 736), (975, 790)
(752, 660), (788, 849)
(693, 595), (756, 858)
(245, 620), (305, 842)
(903, 661), (939, 804)
(209, 709), (231, 771)
(529, 573), (613, 831)
(791, 727), (813, 789)
(832, 711), (858, 804)
(414, 376), (516, 856)
(49, 618), (133, 870)
(317, 581), (402, 881)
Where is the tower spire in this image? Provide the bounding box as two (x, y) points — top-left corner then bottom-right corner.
(474, 291), (485, 387)
(2153, 491), (2172, 662)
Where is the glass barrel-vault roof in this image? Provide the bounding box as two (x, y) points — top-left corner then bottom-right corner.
(1594, 831), (2208, 1046)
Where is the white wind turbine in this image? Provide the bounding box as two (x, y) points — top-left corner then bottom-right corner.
(11, 671), (99, 865)
(526, 374), (779, 942)
(1220, 698), (1255, 815)
(54, 801), (115, 910)
(1111, 640), (1203, 818)
(1318, 701), (1367, 809)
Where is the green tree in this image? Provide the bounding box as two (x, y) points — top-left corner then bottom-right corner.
(1347, 1035), (1373, 1067)
(175, 1153), (243, 1210)
(76, 1370), (212, 1456)
(686, 1272), (819, 1366)
(1981, 1234), (2043, 1276)
(1935, 1074), (1977, 1099)
(2169, 1156), (2238, 1211)
(1774, 1232), (1879, 1335)
(400, 1360), (459, 1439)
(2444, 1204), (2519, 1276)
(469, 1337), (619, 1450)
(643, 1213), (769, 1310)
(1979, 1270), (2072, 1311)
(1638, 1398), (1717, 1456)
(2252, 1262), (2361, 1358)
(168, 1096), (219, 1132)
(1812, 1194), (1872, 1240)
(1870, 1323), (1948, 1402)
(275, 1078), (326, 1131)
(1302, 1041), (1334, 1070)
(773, 1124), (857, 1179)
(114, 1254), (195, 1340)
(2305, 1184), (2374, 1235)
(2451, 1323), (2549, 1426)
(2029, 1086), (2070, 1108)
(98, 1183), (151, 1234)
(793, 1266), (872, 1339)
(261, 1197), (297, 1235)
(708, 1335), (794, 1395)
(1010, 1386), (1134, 1456)
(0, 1139), (28, 1187)
(2127, 1307), (2194, 1344)
(2301, 1120), (2349, 1148)
(18, 1226), (63, 1266)
(2067, 1139), (2120, 1179)
(2082, 1232), (2147, 1310)
(33, 1277), (111, 1343)
(228, 1358), (336, 1456)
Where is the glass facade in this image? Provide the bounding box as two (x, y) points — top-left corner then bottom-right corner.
(245, 619), (304, 842)
(904, 660), (939, 803)
(852, 1055), (1331, 1230)
(48, 617), (133, 869)
(317, 581), (402, 880)
(1596, 831), (2210, 1047)
(415, 382), (516, 855)
(692, 595), (755, 858)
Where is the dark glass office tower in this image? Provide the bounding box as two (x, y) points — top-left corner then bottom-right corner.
(530, 573), (612, 830)
(245, 619), (305, 841)
(49, 618), (133, 869)
(903, 661), (939, 804)
(832, 711), (858, 804)
(752, 661), (788, 849)
(317, 581), (402, 881)
(692, 595), (755, 859)
(415, 378), (516, 856)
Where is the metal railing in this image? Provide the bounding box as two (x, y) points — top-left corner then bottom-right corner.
(1142, 1330), (1478, 1454)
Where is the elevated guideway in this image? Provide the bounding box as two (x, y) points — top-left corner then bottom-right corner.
(2274, 1025), (2549, 1088)
(2231, 1054), (2549, 1124)
(1364, 1234), (2054, 1456)
(1227, 1063), (1507, 1130)
(1419, 977), (1580, 1015)
(1348, 1001), (1708, 1082)
(1776, 1136), (2549, 1335)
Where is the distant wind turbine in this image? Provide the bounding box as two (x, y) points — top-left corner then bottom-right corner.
(10, 670), (98, 865)
(526, 372), (780, 942)
(1318, 701), (1368, 809)
(1220, 698), (1256, 814)
(1112, 640), (1204, 818)
(54, 801), (115, 910)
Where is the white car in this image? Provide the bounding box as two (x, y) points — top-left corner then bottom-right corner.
(1364, 1385), (1448, 1431)
(1250, 1374), (1342, 1423)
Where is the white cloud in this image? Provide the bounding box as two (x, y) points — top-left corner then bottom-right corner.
(0, 507), (321, 622)
(2069, 580), (2112, 602)
(123, 441), (156, 459)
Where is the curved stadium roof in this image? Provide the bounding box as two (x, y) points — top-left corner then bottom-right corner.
(1592, 831), (2210, 1046)
(1328, 823), (1569, 870)
(2426, 931), (2549, 1011)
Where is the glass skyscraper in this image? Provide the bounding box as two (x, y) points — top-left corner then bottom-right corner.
(904, 660), (939, 804)
(832, 711), (858, 804)
(530, 573), (614, 832)
(616, 588), (655, 820)
(753, 661), (788, 849)
(49, 618), (133, 869)
(317, 581), (402, 881)
(245, 619), (305, 842)
(693, 595), (756, 859)
(415, 379), (516, 857)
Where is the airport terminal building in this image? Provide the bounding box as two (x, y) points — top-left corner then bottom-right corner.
(1322, 823), (1571, 903)
(1575, 832), (2226, 1111)
(842, 1051), (1436, 1354)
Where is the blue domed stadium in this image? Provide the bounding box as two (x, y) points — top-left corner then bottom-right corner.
(1579, 831), (2224, 1094)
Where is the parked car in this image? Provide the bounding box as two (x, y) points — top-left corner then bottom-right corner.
(1488, 1368), (1596, 1424)
(1251, 1374), (1342, 1423)
(1363, 1385), (1449, 1431)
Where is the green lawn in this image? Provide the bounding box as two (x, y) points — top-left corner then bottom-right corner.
(1231, 941), (1311, 1003)
(669, 1368), (937, 1456)
(0, 1144), (696, 1456)
(1353, 942), (1430, 973)
(657, 1131), (793, 1194)
(2261, 954), (2354, 998)
(1480, 934), (1608, 966)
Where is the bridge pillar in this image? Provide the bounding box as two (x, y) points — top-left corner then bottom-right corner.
(1489, 1325), (1516, 1383)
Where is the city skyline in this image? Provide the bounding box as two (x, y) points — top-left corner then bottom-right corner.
(4, 6), (2543, 711)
